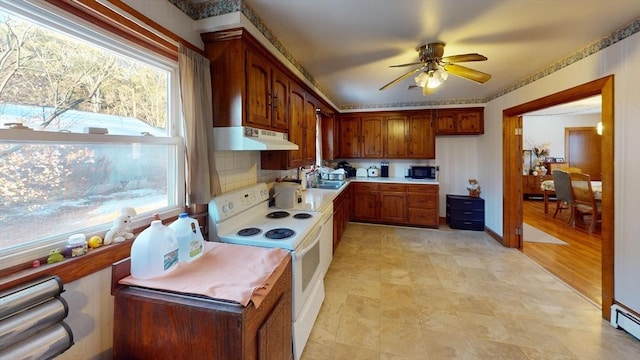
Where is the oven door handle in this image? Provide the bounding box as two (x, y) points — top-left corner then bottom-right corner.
(295, 225), (322, 259)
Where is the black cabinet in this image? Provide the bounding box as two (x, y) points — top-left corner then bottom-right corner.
(446, 195), (485, 231)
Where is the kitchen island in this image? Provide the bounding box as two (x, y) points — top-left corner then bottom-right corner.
(111, 244), (292, 360)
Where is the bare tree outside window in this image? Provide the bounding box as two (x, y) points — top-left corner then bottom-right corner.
(0, 9), (180, 254)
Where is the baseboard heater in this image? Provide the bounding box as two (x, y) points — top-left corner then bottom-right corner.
(610, 304), (640, 340)
(0, 276), (74, 359)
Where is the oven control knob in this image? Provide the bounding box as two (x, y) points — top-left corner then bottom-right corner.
(228, 202), (234, 210)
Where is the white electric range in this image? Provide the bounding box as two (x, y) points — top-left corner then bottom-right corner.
(208, 183), (325, 360)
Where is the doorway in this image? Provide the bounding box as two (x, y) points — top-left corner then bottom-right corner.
(502, 75), (614, 320)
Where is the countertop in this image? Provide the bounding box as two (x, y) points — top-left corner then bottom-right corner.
(295, 177), (439, 212)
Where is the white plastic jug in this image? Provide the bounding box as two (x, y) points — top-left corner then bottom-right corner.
(169, 213), (204, 263)
(130, 220), (179, 279)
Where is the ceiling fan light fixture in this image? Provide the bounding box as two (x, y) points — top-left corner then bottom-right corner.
(423, 68), (447, 89)
(414, 72), (428, 87)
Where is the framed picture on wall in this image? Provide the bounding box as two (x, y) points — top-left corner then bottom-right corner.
(544, 156), (556, 163)
(556, 157), (565, 162)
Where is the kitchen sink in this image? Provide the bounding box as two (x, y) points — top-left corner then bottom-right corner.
(309, 180), (345, 190)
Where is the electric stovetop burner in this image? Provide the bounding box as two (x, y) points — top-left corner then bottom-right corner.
(293, 213), (312, 219)
(267, 211), (290, 219)
(237, 227), (262, 236)
(265, 228), (295, 240)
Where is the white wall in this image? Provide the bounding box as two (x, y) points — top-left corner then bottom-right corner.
(481, 32), (640, 313)
(523, 113), (600, 160)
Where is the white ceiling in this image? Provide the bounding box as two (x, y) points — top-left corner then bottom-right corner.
(242, 0), (639, 110)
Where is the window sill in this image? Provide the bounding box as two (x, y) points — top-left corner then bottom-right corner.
(0, 240), (132, 292)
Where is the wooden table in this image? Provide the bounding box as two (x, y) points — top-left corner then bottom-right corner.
(541, 180), (602, 214)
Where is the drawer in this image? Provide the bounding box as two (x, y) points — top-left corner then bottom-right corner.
(407, 209), (438, 226)
(448, 219), (484, 231)
(406, 184), (438, 194)
(380, 183), (406, 192)
(353, 182), (379, 191)
(446, 196), (484, 211)
(449, 209), (484, 221)
(407, 194), (437, 209)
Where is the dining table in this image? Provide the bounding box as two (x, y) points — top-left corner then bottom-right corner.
(540, 179), (602, 214)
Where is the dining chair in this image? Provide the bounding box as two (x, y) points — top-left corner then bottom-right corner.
(569, 172), (602, 233)
(551, 170), (574, 224)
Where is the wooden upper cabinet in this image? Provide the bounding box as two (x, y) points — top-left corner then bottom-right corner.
(434, 110), (456, 134)
(202, 29), (289, 132)
(383, 113), (435, 159)
(434, 108), (484, 135)
(271, 67), (289, 131)
(246, 49), (272, 129)
(384, 115), (408, 158)
(362, 116), (383, 158)
(304, 94), (317, 164)
(261, 83), (316, 169)
(408, 113), (435, 158)
(337, 115), (383, 158)
(338, 115), (361, 158)
(339, 111), (436, 159)
(287, 83), (305, 167)
(320, 111), (336, 161)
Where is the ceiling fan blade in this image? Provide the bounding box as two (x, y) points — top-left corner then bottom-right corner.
(443, 63), (491, 84)
(379, 66), (424, 90)
(422, 85), (437, 95)
(390, 61), (424, 68)
(441, 53), (487, 63)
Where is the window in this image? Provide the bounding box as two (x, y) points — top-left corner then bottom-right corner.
(0, 2), (184, 267)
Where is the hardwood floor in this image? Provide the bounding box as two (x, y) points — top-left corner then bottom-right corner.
(521, 198), (602, 306)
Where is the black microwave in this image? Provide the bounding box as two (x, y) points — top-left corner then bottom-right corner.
(408, 166), (437, 179)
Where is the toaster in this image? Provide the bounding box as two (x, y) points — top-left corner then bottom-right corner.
(356, 168), (368, 177)
(367, 167), (380, 177)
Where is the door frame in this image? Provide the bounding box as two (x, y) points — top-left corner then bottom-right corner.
(502, 75), (614, 319)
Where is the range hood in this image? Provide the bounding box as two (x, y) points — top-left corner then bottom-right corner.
(213, 126), (299, 151)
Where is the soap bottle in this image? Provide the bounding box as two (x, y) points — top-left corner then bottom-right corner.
(169, 213), (204, 263)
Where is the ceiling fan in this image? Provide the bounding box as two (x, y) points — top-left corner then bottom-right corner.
(379, 42), (491, 95)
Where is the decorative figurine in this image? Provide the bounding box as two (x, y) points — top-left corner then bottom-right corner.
(104, 207), (137, 245)
(47, 249), (64, 264)
(467, 178), (481, 198)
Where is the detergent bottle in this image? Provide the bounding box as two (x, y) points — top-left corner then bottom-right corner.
(169, 213), (204, 262)
(130, 220), (179, 279)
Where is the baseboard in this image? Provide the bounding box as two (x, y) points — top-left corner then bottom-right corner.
(484, 226), (504, 246)
(611, 303), (640, 340)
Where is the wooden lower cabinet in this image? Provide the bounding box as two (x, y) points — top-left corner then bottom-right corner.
(352, 182), (379, 222)
(406, 184), (439, 227)
(332, 185), (351, 252)
(113, 257), (293, 360)
(351, 182), (439, 228)
(380, 183), (406, 223)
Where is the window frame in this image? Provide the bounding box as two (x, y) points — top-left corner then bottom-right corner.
(0, 0), (186, 271)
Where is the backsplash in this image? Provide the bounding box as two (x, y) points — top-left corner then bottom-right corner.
(214, 152), (440, 193)
(328, 159), (436, 178)
(214, 150), (287, 193)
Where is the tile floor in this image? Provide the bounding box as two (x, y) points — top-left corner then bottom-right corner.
(301, 223), (640, 360)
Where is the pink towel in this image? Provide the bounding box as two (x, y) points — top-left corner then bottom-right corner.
(119, 242), (290, 308)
